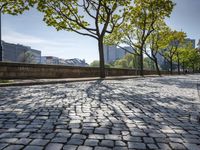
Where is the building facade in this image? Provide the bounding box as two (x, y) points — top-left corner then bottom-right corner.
(103, 45), (134, 64)
(65, 58), (89, 67)
(2, 41), (41, 63)
(41, 56), (59, 65)
(41, 56), (89, 67)
(185, 38), (196, 48)
(197, 39), (200, 50)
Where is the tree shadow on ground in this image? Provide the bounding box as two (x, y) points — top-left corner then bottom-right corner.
(84, 80), (200, 149)
(0, 78), (200, 149)
(149, 75), (200, 90)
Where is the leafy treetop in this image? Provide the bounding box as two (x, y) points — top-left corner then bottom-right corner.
(37, 0), (131, 40)
(0, 0), (35, 15)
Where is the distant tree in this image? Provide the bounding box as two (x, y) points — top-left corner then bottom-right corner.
(173, 42), (192, 74)
(37, 0), (131, 78)
(143, 57), (154, 70)
(90, 60), (99, 67)
(177, 47), (190, 73)
(90, 60), (111, 68)
(114, 59), (129, 69)
(105, 0), (174, 76)
(22, 51), (36, 64)
(159, 30), (186, 74)
(124, 54), (139, 69)
(145, 21), (169, 76)
(186, 49), (200, 73)
(113, 53), (139, 69)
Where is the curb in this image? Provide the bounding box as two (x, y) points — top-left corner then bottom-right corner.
(0, 75), (163, 87)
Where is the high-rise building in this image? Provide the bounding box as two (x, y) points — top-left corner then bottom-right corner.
(197, 39), (200, 50)
(2, 41), (41, 63)
(155, 50), (170, 71)
(185, 38), (196, 48)
(103, 45), (134, 64)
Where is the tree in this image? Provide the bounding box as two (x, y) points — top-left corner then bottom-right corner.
(159, 30), (186, 74)
(145, 21), (169, 76)
(90, 60), (99, 67)
(90, 60), (111, 68)
(113, 53), (139, 69)
(105, 0), (174, 76)
(22, 51), (36, 63)
(124, 53), (139, 69)
(37, 0), (131, 78)
(0, 0), (35, 14)
(186, 49), (200, 73)
(173, 42), (192, 74)
(177, 47), (190, 73)
(114, 59), (128, 68)
(0, 0), (35, 61)
(143, 57), (154, 70)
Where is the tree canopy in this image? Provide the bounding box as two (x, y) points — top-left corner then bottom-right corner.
(105, 0), (175, 75)
(159, 29), (186, 74)
(36, 0), (131, 78)
(0, 0), (35, 14)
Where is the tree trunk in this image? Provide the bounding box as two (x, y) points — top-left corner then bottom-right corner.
(135, 55), (139, 75)
(182, 62), (185, 75)
(177, 56), (180, 75)
(155, 60), (161, 76)
(139, 48), (143, 76)
(170, 57), (173, 75)
(98, 38), (105, 78)
(192, 63), (195, 73)
(152, 54), (161, 76)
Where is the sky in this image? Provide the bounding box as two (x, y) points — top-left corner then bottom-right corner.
(2, 0), (200, 64)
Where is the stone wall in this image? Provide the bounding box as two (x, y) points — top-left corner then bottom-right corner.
(0, 62), (170, 79)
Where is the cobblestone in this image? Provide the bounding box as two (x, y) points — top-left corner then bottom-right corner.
(3, 145), (24, 150)
(63, 145), (77, 150)
(84, 139), (99, 146)
(45, 143), (63, 150)
(67, 139), (84, 145)
(23, 146), (43, 150)
(170, 142), (187, 149)
(30, 139), (49, 146)
(0, 144), (8, 150)
(128, 142), (146, 149)
(77, 146), (93, 150)
(15, 138), (32, 145)
(100, 140), (114, 147)
(0, 75), (200, 149)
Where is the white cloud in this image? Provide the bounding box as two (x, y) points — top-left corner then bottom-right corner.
(2, 28), (75, 48)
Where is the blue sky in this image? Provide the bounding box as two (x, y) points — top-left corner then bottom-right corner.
(2, 0), (200, 63)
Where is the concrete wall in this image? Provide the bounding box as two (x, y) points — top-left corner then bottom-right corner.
(0, 62), (170, 79)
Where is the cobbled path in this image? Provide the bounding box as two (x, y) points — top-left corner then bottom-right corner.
(0, 75), (200, 150)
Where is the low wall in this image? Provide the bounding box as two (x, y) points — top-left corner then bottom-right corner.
(0, 62), (170, 79)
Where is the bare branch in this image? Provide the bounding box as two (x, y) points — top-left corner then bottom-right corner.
(117, 45), (135, 55)
(48, 2), (97, 36)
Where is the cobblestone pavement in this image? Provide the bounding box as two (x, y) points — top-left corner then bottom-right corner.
(0, 75), (200, 150)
